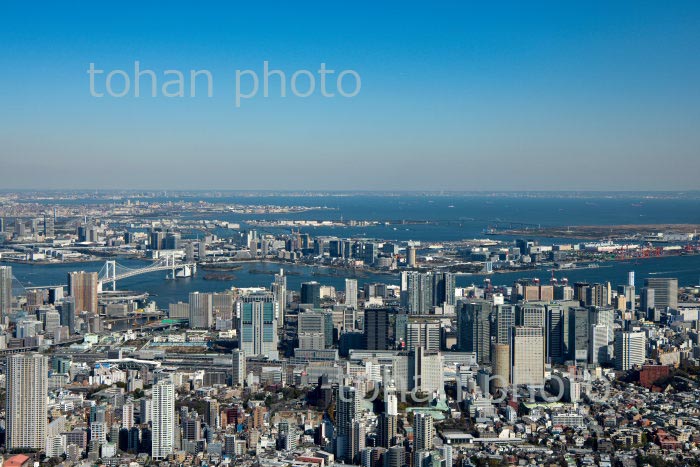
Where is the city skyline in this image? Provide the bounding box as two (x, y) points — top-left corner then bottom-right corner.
(2, 2), (700, 465)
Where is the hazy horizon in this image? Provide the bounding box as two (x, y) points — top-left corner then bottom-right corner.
(2, 2), (700, 190)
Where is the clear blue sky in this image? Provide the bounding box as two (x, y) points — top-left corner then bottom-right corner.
(1, 1), (699, 190)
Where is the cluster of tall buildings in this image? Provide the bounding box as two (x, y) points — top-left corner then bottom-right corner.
(401, 271), (455, 314)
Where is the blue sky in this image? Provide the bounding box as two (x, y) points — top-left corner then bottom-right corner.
(1, 1), (699, 190)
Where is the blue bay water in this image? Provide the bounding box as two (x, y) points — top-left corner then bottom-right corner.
(4, 255), (699, 307)
(32, 194), (700, 242)
(5, 195), (700, 305)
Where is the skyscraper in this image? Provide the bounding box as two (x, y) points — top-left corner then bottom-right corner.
(618, 284), (636, 311)
(0, 265), (12, 319)
(364, 308), (390, 350)
(431, 272), (455, 307)
(406, 320), (440, 352)
(458, 300), (492, 364)
(298, 309), (333, 349)
(586, 283), (611, 307)
(152, 380), (176, 460)
(237, 292), (279, 359)
(6, 353), (48, 450)
(336, 385), (360, 461)
(413, 413), (434, 451)
(546, 304), (565, 363)
(402, 272), (432, 314)
(640, 287), (656, 316)
(494, 304), (515, 345)
(491, 343), (510, 392)
(232, 348), (246, 386)
(614, 330), (646, 371)
(644, 278), (678, 311)
(44, 213), (55, 237)
(60, 298), (76, 334)
(589, 306), (615, 348)
(272, 269), (287, 328)
(572, 307), (590, 363)
(301, 281), (322, 308)
(67, 271), (98, 314)
(345, 278), (358, 310)
(589, 324), (610, 364)
(516, 302), (547, 328)
(511, 327), (545, 387)
(378, 383), (398, 448)
(189, 291), (213, 329)
(123, 402), (134, 429)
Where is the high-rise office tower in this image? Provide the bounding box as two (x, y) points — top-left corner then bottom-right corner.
(211, 292), (234, 316)
(494, 304), (515, 345)
(6, 353), (48, 450)
(301, 281), (322, 308)
(272, 269), (287, 328)
(232, 348), (246, 386)
(345, 278), (358, 310)
(431, 272), (455, 307)
(406, 321), (441, 352)
(402, 272), (432, 314)
(364, 308), (390, 350)
(43, 214), (55, 238)
(406, 245), (417, 267)
(572, 307), (589, 362)
(589, 306), (615, 347)
(640, 287), (655, 316)
(457, 300), (492, 364)
(510, 326), (545, 386)
(546, 304), (565, 363)
(516, 303), (547, 328)
(491, 343), (510, 392)
(617, 284), (635, 311)
(0, 265), (12, 319)
(328, 239), (344, 258)
(60, 298), (76, 334)
(67, 271), (98, 314)
(644, 278), (678, 311)
(412, 347), (444, 396)
(189, 292), (213, 329)
(298, 309), (333, 350)
(237, 292), (279, 359)
(586, 283), (611, 307)
(554, 284), (575, 301)
(589, 324), (610, 364)
(614, 330), (646, 371)
(336, 385), (360, 461)
(149, 230), (165, 250)
(151, 380), (176, 460)
(163, 232), (181, 250)
(413, 413), (434, 451)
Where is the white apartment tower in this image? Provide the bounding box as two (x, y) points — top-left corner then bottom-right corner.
(345, 278), (358, 309)
(614, 330), (646, 371)
(152, 380), (176, 460)
(6, 353), (48, 450)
